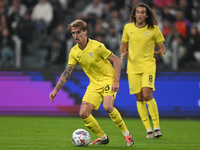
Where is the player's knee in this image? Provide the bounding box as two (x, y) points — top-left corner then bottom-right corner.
(103, 105), (113, 113)
(79, 111), (90, 119)
(143, 94), (152, 101)
(135, 94), (143, 101)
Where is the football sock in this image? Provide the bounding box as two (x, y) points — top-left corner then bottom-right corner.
(154, 127), (160, 131)
(122, 130), (130, 136)
(147, 128), (153, 133)
(146, 98), (160, 129)
(109, 107), (127, 133)
(99, 134), (107, 140)
(83, 114), (105, 137)
(137, 101), (152, 130)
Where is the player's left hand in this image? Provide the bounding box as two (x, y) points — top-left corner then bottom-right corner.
(112, 82), (119, 92)
(154, 49), (165, 57)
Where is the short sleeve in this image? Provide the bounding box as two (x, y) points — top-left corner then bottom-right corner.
(68, 51), (77, 66)
(97, 43), (113, 60)
(121, 24), (129, 43)
(155, 26), (165, 43)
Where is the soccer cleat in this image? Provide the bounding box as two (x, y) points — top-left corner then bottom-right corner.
(146, 131), (153, 138)
(124, 133), (134, 146)
(89, 136), (109, 145)
(154, 129), (162, 138)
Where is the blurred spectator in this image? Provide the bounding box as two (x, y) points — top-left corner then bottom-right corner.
(162, 19), (171, 37)
(179, 25), (200, 68)
(104, 25), (121, 56)
(20, 0), (38, 10)
(141, 0), (154, 7)
(126, 0), (140, 12)
(163, 25), (185, 68)
(45, 39), (66, 68)
(109, 9), (123, 33)
(95, 18), (109, 33)
(151, 6), (163, 31)
(187, 25), (200, 52)
(161, 6), (176, 22)
(0, 27), (15, 67)
(49, 0), (65, 33)
(0, 0), (8, 18)
(0, 14), (11, 33)
(90, 22), (106, 40)
(119, 2), (129, 22)
(177, 0), (194, 22)
(7, 0), (27, 35)
(31, 0), (53, 39)
(16, 11), (34, 55)
(195, 1), (200, 22)
(113, 0), (125, 10)
(94, 34), (104, 43)
(1, 0), (199, 70)
(50, 23), (70, 54)
(101, 0), (113, 23)
(81, 0), (105, 28)
(174, 10), (191, 39)
(154, 0), (176, 8)
(51, 24), (67, 44)
(58, 0), (68, 13)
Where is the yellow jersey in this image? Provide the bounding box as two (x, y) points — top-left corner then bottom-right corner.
(68, 38), (115, 91)
(122, 23), (165, 73)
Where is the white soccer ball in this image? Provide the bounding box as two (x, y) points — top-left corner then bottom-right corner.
(71, 128), (91, 147)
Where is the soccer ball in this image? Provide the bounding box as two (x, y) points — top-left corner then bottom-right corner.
(71, 129), (91, 147)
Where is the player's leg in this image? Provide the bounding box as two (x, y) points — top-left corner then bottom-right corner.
(103, 84), (134, 146)
(135, 93), (153, 138)
(142, 71), (162, 138)
(81, 89), (109, 145)
(80, 102), (105, 137)
(80, 89), (109, 144)
(128, 73), (152, 138)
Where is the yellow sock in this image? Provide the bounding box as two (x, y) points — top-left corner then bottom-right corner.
(109, 107), (127, 133)
(137, 101), (152, 130)
(82, 114), (105, 137)
(146, 98), (160, 129)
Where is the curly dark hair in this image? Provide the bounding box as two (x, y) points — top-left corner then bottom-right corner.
(130, 3), (157, 29)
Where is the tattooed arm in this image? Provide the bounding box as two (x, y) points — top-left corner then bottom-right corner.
(49, 65), (75, 103)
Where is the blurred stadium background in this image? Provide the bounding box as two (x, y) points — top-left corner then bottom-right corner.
(0, 0), (200, 118)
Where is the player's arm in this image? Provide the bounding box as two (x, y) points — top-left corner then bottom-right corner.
(49, 65), (75, 103)
(120, 42), (128, 63)
(108, 54), (121, 92)
(154, 43), (166, 57)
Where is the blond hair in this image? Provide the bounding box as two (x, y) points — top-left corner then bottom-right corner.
(68, 20), (87, 32)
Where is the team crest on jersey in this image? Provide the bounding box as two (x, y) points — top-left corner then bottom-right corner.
(145, 31), (150, 36)
(88, 52), (93, 57)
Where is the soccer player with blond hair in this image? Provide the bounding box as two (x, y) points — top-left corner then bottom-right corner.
(49, 20), (134, 146)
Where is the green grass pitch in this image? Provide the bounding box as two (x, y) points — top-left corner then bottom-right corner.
(0, 116), (200, 150)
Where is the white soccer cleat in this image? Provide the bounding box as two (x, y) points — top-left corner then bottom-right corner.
(146, 132), (153, 138)
(154, 129), (162, 138)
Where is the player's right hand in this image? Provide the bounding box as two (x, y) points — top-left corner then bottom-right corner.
(49, 90), (57, 103)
